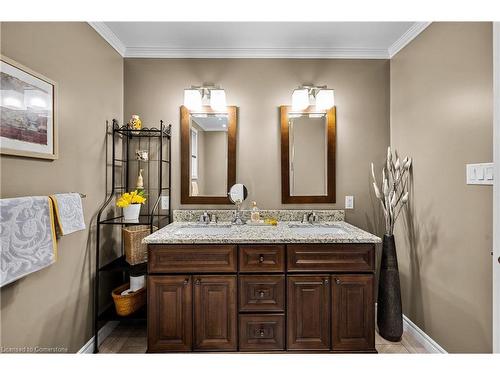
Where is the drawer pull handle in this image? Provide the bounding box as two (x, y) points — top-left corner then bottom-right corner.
(324, 279), (329, 286)
(183, 279), (189, 285)
(195, 279), (200, 285)
(258, 255), (265, 263)
(257, 328), (265, 337)
(258, 290), (265, 298)
(335, 278), (341, 285)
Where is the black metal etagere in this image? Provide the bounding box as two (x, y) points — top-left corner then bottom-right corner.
(93, 119), (171, 353)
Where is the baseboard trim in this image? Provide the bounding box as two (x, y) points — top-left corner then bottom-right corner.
(402, 314), (447, 353)
(78, 321), (119, 354)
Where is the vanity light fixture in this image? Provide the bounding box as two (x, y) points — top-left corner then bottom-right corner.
(183, 85), (227, 112)
(291, 85), (335, 111)
(209, 89), (227, 112)
(183, 89), (202, 111)
(291, 88), (310, 111)
(315, 89), (335, 111)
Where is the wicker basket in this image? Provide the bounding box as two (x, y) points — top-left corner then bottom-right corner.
(111, 283), (146, 316)
(123, 225), (157, 265)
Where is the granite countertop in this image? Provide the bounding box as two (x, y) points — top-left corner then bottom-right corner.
(143, 220), (381, 244)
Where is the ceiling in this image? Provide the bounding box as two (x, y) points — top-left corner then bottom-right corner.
(89, 22), (431, 59)
(192, 115), (228, 132)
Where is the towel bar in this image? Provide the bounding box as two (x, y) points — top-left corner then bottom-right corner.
(68, 192), (86, 198)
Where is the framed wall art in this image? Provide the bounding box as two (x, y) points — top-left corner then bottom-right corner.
(0, 55), (58, 159)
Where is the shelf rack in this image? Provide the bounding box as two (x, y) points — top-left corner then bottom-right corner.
(93, 119), (172, 353)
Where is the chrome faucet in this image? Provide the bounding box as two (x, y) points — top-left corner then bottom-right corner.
(199, 211), (210, 224)
(302, 211), (319, 224)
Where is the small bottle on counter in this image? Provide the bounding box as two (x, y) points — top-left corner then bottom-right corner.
(250, 201), (260, 223)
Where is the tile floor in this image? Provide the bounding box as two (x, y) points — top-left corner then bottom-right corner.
(99, 323), (429, 354)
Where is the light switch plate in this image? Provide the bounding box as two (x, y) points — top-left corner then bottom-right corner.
(161, 196), (170, 210)
(345, 195), (354, 209)
(467, 163), (494, 185)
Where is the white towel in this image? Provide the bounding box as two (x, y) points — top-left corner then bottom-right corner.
(50, 193), (86, 236)
(191, 181), (199, 196)
(0, 196), (58, 287)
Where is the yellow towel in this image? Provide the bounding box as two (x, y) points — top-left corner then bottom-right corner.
(49, 193), (86, 237)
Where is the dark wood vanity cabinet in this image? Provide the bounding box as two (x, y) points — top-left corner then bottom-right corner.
(148, 243), (376, 353)
(148, 275), (192, 352)
(193, 275), (237, 351)
(287, 275), (331, 350)
(331, 274), (374, 351)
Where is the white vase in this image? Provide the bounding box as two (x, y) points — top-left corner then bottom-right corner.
(123, 204), (141, 221)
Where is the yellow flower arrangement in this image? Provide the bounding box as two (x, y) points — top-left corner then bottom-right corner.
(116, 190), (146, 208)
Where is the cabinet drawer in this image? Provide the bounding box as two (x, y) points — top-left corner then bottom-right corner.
(287, 244), (375, 272)
(148, 244), (237, 273)
(239, 245), (285, 272)
(239, 314), (285, 351)
(239, 275), (285, 312)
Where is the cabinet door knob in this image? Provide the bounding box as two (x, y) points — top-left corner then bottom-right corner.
(195, 279), (200, 285)
(258, 255), (265, 263)
(335, 278), (341, 285)
(184, 279), (189, 285)
(324, 279), (329, 286)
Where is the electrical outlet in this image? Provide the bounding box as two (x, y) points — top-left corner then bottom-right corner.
(161, 196), (170, 210)
(345, 195), (354, 209)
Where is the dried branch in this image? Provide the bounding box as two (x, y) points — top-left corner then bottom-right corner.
(370, 148), (412, 235)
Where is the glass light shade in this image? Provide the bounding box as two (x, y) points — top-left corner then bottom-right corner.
(292, 88), (309, 111)
(210, 89), (227, 111)
(184, 89), (202, 110)
(315, 89), (335, 110)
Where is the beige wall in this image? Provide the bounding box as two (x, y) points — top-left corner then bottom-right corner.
(124, 58), (390, 231)
(0, 22), (123, 352)
(391, 22), (493, 353)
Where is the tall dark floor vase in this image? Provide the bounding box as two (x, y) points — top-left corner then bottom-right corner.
(377, 234), (403, 342)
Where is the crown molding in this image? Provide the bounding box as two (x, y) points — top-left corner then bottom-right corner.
(388, 22), (432, 58)
(89, 22), (430, 60)
(88, 22), (126, 56)
(124, 46), (389, 59)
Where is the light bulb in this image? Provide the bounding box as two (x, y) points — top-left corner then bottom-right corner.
(184, 89), (202, 111)
(210, 89), (226, 112)
(315, 89), (335, 110)
(292, 88), (309, 111)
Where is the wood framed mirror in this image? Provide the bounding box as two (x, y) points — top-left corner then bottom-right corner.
(280, 105), (336, 204)
(181, 105), (237, 204)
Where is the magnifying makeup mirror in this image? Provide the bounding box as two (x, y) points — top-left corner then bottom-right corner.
(228, 183), (248, 204)
(228, 183), (248, 225)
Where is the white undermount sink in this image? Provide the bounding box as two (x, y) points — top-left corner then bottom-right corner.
(288, 224), (347, 236)
(174, 224), (232, 235)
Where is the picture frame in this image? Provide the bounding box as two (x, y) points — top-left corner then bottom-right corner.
(0, 55), (58, 160)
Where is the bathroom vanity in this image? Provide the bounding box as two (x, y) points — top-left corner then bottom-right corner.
(144, 210), (381, 353)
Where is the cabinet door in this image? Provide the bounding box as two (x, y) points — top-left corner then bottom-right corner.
(332, 274), (374, 351)
(287, 275), (331, 351)
(193, 275), (237, 351)
(148, 275), (192, 352)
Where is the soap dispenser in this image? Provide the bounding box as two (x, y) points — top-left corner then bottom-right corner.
(250, 201), (260, 223)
